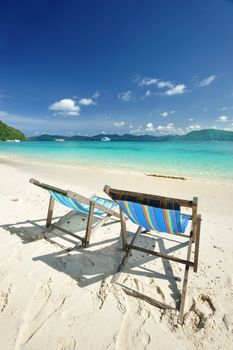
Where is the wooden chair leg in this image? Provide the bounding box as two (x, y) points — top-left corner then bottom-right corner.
(111, 226), (141, 284)
(83, 201), (95, 248)
(120, 208), (127, 250)
(46, 196), (55, 228)
(194, 214), (201, 273)
(177, 237), (193, 324)
(191, 198), (198, 243)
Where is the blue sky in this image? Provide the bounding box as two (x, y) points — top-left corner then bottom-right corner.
(0, 0), (233, 136)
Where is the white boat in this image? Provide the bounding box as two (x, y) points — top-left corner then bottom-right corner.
(14, 139), (21, 143)
(101, 137), (111, 142)
(55, 138), (65, 142)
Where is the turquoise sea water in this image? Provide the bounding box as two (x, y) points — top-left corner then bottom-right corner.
(0, 141), (233, 182)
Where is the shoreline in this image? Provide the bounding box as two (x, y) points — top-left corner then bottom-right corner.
(1, 154), (233, 186)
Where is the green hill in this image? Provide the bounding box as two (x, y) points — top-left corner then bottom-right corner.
(0, 120), (26, 141)
(29, 129), (233, 142)
(174, 129), (233, 141)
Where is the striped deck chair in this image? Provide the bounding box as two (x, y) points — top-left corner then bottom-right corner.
(104, 185), (201, 324)
(30, 179), (120, 248)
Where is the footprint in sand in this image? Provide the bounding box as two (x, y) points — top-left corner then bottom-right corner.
(26, 281), (52, 323)
(96, 278), (111, 309)
(115, 300), (151, 350)
(149, 281), (166, 302)
(58, 336), (77, 350)
(223, 313), (233, 333)
(128, 332), (150, 350)
(185, 294), (216, 331)
(14, 280), (66, 349)
(0, 285), (12, 313)
(112, 284), (127, 313)
(0, 291), (9, 313)
(194, 294), (215, 317)
(141, 332), (151, 348)
(120, 275), (167, 307)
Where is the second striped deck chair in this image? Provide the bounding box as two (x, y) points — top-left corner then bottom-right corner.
(30, 179), (120, 248)
(104, 185), (201, 324)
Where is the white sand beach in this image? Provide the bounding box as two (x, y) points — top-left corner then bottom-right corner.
(0, 159), (233, 350)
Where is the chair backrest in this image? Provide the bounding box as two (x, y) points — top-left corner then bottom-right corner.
(48, 190), (87, 212)
(30, 178), (118, 217)
(104, 185), (197, 235)
(48, 191), (116, 215)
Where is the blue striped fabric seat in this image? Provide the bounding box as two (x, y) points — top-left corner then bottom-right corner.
(48, 191), (117, 217)
(118, 200), (190, 235)
(180, 214), (190, 233)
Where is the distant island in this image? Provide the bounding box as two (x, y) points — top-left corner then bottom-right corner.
(29, 129), (233, 142)
(0, 120), (26, 141)
(1, 120), (233, 142)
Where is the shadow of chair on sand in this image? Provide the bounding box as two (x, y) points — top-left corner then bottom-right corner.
(1, 215), (189, 309)
(1, 217), (55, 244)
(0, 212), (118, 246)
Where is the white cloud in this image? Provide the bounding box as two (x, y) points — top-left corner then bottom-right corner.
(160, 110), (175, 117)
(138, 77), (174, 89)
(146, 122), (154, 131)
(199, 75), (216, 87)
(217, 115), (229, 122)
(137, 76), (187, 97)
(221, 106), (233, 111)
(49, 98), (80, 116)
(156, 123), (174, 132)
(138, 77), (158, 86)
(92, 91), (101, 98)
(164, 84), (186, 96)
(166, 123), (174, 130)
(114, 121), (125, 127)
(118, 90), (133, 102)
(79, 98), (96, 106)
(145, 122), (175, 134)
(188, 124), (201, 130)
(129, 121), (193, 136)
(157, 80), (174, 89)
(189, 118), (194, 122)
(142, 90), (152, 99)
(129, 125), (143, 134)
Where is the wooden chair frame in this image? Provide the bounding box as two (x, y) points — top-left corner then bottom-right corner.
(104, 185), (201, 324)
(30, 179), (120, 248)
